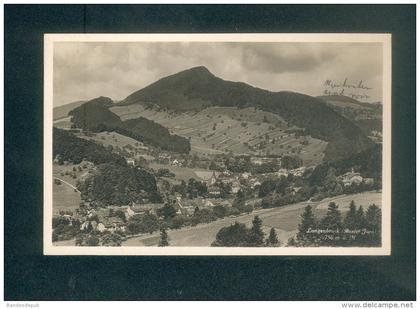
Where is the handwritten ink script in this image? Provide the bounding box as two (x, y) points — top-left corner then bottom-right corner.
(323, 78), (372, 100)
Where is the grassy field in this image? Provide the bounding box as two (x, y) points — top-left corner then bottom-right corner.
(53, 163), (89, 186)
(315, 191), (382, 210)
(111, 105), (327, 165)
(53, 117), (72, 129)
(149, 163), (209, 182)
(52, 163), (90, 214)
(75, 131), (150, 153)
(53, 179), (82, 215)
(122, 191), (382, 247)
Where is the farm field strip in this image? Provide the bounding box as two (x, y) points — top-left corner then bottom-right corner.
(111, 104), (328, 160)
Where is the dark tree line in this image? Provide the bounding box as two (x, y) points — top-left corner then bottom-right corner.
(211, 216), (280, 247)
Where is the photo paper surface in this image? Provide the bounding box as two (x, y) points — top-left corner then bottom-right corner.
(44, 33), (391, 255)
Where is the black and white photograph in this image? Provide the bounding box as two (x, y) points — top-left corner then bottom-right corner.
(5, 3), (417, 304)
(44, 34), (391, 255)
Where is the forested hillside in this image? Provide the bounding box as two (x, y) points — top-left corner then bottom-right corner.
(68, 97), (191, 153)
(53, 128), (162, 205)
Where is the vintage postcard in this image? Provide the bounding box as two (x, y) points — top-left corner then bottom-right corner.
(44, 33), (391, 255)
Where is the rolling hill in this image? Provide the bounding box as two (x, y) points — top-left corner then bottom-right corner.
(69, 96), (121, 130)
(53, 100), (86, 120)
(117, 66), (374, 161)
(67, 97), (191, 153)
(318, 95), (383, 137)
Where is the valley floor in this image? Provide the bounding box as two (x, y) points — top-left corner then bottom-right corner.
(121, 191), (381, 247)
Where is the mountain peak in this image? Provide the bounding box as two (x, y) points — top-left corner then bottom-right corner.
(178, 65), (214, 77)
(186, 65), (211, 72)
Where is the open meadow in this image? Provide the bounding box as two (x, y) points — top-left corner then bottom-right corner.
(53, 179), (82, 215)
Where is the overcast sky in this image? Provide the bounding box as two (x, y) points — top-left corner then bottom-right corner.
(53, 41), (383, 107)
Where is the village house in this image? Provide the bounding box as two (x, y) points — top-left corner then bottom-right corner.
(178, 199), (203, 215)
(291, 186), (302, 195)
(217, 171), (233, 184)
(56, 213), (75, 226)
(241, 172), (251, 180)
(251, 158), (263, 165)
(231, 180), (241, 194)
(126, 158), (135, 166)
(97, 222), (106, 232)
(251, 157), (276, 166)
(208, 185), (221, 198)
(222, 170), (232, 177)
(173, 196), (190, 215)
(53, 154), (62, 164)
(208, 171), (218, 186)
(136, 143), (149, 151)
(204, 200), (215, 207)
(171, 159), (183, 167)
(364, 178), (375, 185)
(157, 153), (171, 164)
(371, 130), (382, 138)
(219, 200), (232, 208)
(182, 206), (196, 216)
(277, 168), (289, 177)
(338, 169), (364, 187)
(198, 171), (221, 198)
(80, 220), (94, 231)
(129, 203), (162, 216)
(250, 179), (261, 189)
(122, 206), (136, 219)
(159, 153), (171, 160)
(100, 216), (125, 232)
(290, 167), (306, 177)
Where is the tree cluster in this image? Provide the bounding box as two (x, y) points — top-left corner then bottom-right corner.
(211, 216), (280, 247)
(53, 128), (126, 166)
(78, 163), (162, 206)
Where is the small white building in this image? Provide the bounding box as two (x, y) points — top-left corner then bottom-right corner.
(124, 206), (136, 219)
(231, 182), (241, 194)
(208, 171), (217, 186)
(251, 180), (261, 188)
(277, 168), (289, 177)
(290, 167), (306, 177)
(241, 172), (251, 180)
(204, 200), (215, 207)
(338, 169), (365, 187)
(97, 222), (106, 232)
(364, 178), (375, 185)
(172, 159), (182, 167)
